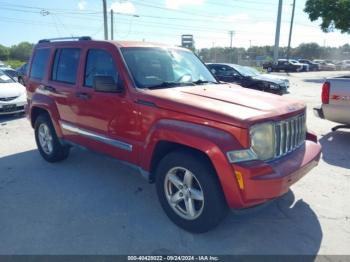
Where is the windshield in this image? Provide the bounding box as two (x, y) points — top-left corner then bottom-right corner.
(0, 70), (15, 84)
(231, 64), (258, 77)
(121, 47), (217, 89)
(242, 66), (261, 76)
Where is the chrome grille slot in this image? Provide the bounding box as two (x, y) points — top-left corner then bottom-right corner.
(274, 113), (306, 158)
(0, 96), (18, 102)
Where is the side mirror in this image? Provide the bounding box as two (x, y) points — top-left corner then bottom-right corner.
(93, 75), (123, 93)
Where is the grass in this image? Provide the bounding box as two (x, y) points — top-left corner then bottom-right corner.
(4, 60), (25, 69)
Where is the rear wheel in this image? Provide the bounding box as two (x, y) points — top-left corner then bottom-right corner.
(34, 114), (70, 162)
(267, 67), (273, 72)
(156, 150), (228, 233)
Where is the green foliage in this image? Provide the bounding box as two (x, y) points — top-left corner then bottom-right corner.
(304, 0), (350, 33)
(9, 42), (33, 61)
(292, 43), (323, 59)
(0, 44), (10, 61)
(5, 60), (25, 69)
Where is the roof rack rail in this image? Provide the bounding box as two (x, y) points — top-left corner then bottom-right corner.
(38, 36), (92, 43)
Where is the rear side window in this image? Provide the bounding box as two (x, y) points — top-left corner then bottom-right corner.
(30, 48), (50, 80)
(84, 49), (118, 87)
(52, 48), (80, 84)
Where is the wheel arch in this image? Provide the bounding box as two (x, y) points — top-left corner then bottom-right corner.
(29, 93), (62, 137)
(142, 119), (247, 208)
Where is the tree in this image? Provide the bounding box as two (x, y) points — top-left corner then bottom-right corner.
(293, 43), (323, 59)
(9, 42), (33, 61)
(0, 44), (9, 61)
(304, 0), (350, 33)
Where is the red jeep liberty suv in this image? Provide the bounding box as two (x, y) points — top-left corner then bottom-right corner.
(26, 37), (321, 233)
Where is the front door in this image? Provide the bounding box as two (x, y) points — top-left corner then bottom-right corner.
(74, 46), (139, 164)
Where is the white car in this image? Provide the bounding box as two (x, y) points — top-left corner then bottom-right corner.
(0, 70), (27, 115)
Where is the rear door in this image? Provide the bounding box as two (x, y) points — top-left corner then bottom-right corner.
(47, 47), (82, 125)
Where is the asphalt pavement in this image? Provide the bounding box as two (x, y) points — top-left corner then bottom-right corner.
(0, 71), (349, 255)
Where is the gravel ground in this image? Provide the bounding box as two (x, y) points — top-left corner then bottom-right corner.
(0, 71), (349, 255)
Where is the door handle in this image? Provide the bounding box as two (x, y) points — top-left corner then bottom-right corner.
(75, 92), (91, 100)
(40, 85), (57, 93)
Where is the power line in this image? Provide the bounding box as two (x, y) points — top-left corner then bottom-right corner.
(0, 1), (321, 30)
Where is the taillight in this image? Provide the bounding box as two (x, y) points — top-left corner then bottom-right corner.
(322, 81), (330, 104)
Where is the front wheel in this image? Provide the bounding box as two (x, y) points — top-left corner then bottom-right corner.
(34, 114), (70, 162)
(156, 150), (228, 233)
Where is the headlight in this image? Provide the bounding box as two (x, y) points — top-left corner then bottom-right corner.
(269, 83), (280, 89)
(250, 122), (275, 161)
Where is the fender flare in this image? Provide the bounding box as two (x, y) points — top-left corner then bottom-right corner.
(141, 119), (246, 208)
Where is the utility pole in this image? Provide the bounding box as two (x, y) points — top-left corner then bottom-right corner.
(229, 30), (235, 48)
(102, 0), (108, 40)
(111, 9), (114, 40)
(273, 0), (283, 63)
(286, 0), (296, 61)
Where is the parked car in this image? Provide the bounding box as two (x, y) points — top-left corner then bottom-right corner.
(340, 60), (350, 70)
(16, 63), (28, 86)
(313, 60), (336, 71)
(207, 63), (289, 95)
(298, 59), (319, 71)
(26, 36), (321, 233)
(1, 68), (19, 82)
(314, 76), (350, 131)
(263, 59), (303, 72)
(0, 69), (27, 115)
(289, 59), (309, 72)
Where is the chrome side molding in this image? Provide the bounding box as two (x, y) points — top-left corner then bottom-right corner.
(60, 121), (133, 152)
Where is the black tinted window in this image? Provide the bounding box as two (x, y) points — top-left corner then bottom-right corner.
(84, 49), (118, 87)
(30, 48), (50, 80)
(52, 48), (80, 84)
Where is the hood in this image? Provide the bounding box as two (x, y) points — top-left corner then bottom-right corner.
(251, 74), (287, 84)
(0, 82), (26, 98)
(140, 84), (305, 128)
(260, 74), (289, 82)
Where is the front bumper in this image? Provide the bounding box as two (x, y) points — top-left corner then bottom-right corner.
(313, 106), (324, 119)
(0, 99), (27, 115)
(232, 140), (321, 207)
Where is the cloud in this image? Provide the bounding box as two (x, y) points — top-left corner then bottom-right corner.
(77, 0), (87, 10)
(166, 0), (204, 10)
(110, 1), (136, 14)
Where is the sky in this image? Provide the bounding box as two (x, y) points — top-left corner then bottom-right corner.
(0, 0), (349, 49)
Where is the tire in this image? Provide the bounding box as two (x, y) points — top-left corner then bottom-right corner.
(267, 67), (273, 72)
(34, 114), (70, 162)
(155, 150), (228, 233)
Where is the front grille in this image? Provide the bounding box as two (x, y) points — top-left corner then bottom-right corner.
(0, 106), (24, 113)
(0, 96), (18, 102)
(274, 113), (306, 158)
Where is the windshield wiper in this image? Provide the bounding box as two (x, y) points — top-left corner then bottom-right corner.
(147, 81), (194, 90)
(191, 80), (218, 85)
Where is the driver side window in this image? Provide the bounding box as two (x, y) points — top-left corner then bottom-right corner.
(216, 66), (238, 77)
(84, 49), (118, 87)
